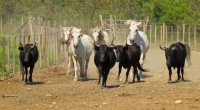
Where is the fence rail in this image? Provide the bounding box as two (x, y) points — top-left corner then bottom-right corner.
(0, 15), (67, 80)
(103, 19), (200, 51)
(0, 16), (200, 80)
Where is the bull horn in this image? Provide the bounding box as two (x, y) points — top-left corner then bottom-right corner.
(19, 42), (23, 47)
(94, 43), (100, 47)
(160, 44), (166, 50)
(110, 37), (116, 46)
(172, 47), (176, 50)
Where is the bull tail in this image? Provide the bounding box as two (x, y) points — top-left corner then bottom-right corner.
(138, 64), (149, 72)
(185, 43), (191, 67)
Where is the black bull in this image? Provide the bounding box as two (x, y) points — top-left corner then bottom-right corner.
(94, 45), (116, 87)
(160, 42), (191, 82)
(114, 44), (148, 83)
(18, 43), (38, 84)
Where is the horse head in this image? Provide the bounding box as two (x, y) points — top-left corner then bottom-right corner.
(127, 20), (142, 45)
(71, 27), (82, 49)
(62, 27), (73, 44)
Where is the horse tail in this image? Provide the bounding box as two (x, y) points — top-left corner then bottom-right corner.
(184, 43), (191, 67)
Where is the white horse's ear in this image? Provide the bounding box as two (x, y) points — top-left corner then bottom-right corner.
(136, 22), (142, 26)
(78, 28), (82, 32)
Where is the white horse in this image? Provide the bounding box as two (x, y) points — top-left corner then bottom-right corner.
(62, 27), (74, 77)
(91, 27), (110, 45)
(126, 20), (149, 75)
(70, 27), (94, 81)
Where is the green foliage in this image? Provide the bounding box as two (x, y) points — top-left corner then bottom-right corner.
(0, 0), (200, 26)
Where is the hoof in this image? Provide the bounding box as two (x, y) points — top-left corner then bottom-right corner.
(124, 81), (128, 84)
(80, 76), (87, 81)
(73, 78), (78, 81)
(24, 81), (28, 85)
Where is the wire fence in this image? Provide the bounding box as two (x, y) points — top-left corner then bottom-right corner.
(0, 15), (67, 80)
(0, 15), (200, 80)
(103, 19), (200, 51)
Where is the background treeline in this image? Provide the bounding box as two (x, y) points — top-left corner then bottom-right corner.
(0, 0), (200, 25)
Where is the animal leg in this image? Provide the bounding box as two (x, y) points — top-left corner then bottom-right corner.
(181, 67), (184, 81)
(139, 53), (144, 66)
(117, 64), (122, 81)
(139, 53), (144, 76)
(66, 57), (72, 77)
(72, 56), (78, 81)
(25, 68), (28, 84)
(80, 59), (87, 80)
(125, 68), (131, 83)
(29, 66), (34, 83)
(177, 67), (181, 81)
(135, 67), (140, 82)
(20, 63), (24, 81)
(104, 70), (110, 87)
(102, 74), (106, 87)
(98, 67), (102, 85)
(168, 66), (172, 81)
(85, 59), (90, 79)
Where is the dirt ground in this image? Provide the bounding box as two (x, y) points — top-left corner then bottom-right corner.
(0, 48), (200, 110)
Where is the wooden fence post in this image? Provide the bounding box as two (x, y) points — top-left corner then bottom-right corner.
(162, 23), (165, 43)
(40, 34), (42, 68)
(28, 12), (34, 42)
(177, 25), (179, 42)
(160, 25), (162, 44)
(37, 17), (41, 68)
(8, 36), (10, 70)
(13, 36), (16, 75)
(188, 26), (191, 45)
(1, 18), (2, 34)
(194, 26), (197, 50)
(47, 21), (50, 66)
(149, 25), (152, 46)
(21, 16), (24, 43)
(165, 25), (168, 46)
(55, 32), (58, 64)
(182, 24), (185, 43)
(171, 26), (173, 43)
(54, 21), (56, 64)
(2, 37), (5, 79)
(154, 25), (157, 46)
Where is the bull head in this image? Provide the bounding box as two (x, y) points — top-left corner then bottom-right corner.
(94, 44), (100, 51)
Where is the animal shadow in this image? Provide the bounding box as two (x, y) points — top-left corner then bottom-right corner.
(128, 80), (146, 84)
(140, 74), (152, 79)
(168, 79), (191, 84)
(80, 78), (98, 82)
(26, 81), (45, 85)
(106, 84), (120, 89)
